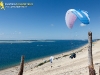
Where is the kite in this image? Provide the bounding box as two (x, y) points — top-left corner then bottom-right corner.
(65, 9), (90, 29)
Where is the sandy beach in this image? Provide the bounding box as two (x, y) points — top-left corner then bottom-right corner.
(0, 40), (100, 75)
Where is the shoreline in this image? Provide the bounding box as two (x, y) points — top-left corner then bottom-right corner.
(0, 42), (88, 70)
(0, 41), (88, 70)
(0, 43), (88, 68)
(0, 40), (99, 75)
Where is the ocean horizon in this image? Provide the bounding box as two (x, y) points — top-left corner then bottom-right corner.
(0, 40), (95, 70)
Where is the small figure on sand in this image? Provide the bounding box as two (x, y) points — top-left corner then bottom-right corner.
(69, 53), (76, 59)
(50, 56), (54, 63)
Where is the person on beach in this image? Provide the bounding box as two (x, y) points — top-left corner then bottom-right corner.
(69, 53), (76, 59)
(50, 56), (54, 63)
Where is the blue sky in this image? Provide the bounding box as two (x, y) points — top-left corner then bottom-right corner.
(0, 0), (100, 40)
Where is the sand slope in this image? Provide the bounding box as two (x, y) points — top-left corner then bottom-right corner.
(0, 40), (100, 75)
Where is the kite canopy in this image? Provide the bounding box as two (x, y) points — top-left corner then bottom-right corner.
(65, 9), (90, 29)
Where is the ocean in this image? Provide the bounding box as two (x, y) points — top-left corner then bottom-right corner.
(0, 40), (88, 70)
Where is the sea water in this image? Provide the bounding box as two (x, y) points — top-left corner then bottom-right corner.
(0, 40), (88, 70)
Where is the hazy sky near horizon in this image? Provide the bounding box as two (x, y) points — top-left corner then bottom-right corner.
(0, 0), (100, 40)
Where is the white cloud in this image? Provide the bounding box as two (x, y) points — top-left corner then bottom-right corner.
(18, 32), (21, 34)
(11, 31), (21, 35)
(80, 23), (86, 27)
(51, 24), (54, 26)
(12, 33), (14, 34)
(0, 33), (4, 35)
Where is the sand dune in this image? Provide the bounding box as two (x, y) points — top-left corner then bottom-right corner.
(0, 40), (100, 75)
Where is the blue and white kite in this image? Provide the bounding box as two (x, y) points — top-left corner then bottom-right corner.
(65, 9), (90, 29)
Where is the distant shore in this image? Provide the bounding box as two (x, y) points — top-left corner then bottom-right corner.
(0, 40), (99, 75)
(0, 40), (56, 43)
